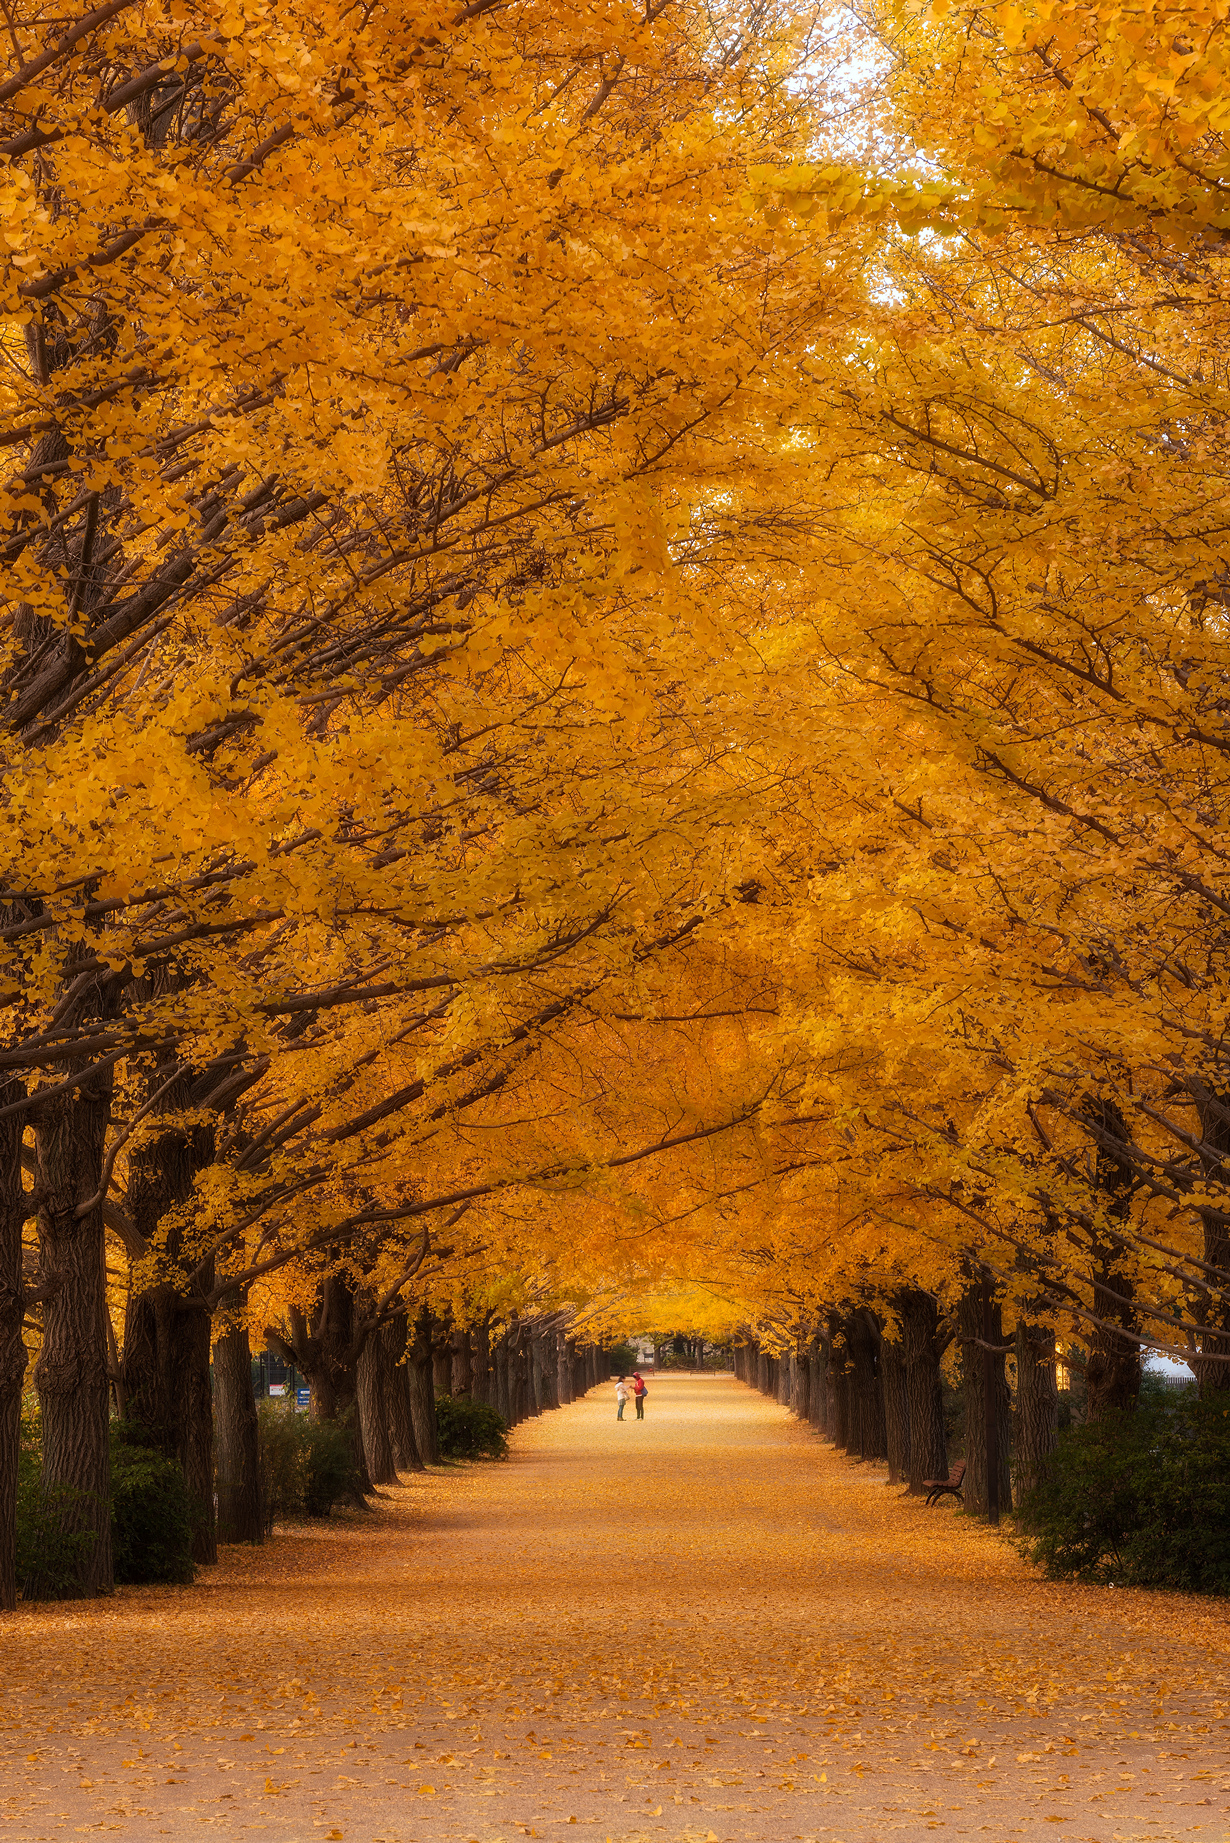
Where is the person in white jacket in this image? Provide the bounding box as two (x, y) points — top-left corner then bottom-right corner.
(615, 1376), (629, 1420)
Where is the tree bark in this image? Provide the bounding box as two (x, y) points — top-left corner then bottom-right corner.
(1083, 1097), (1143, 1419)
(827, 1342), (850, 1449)
(433, 1339), (452, 1397)
(957, 1272), (1011, 1518)
(795, 1344), (810, 1422)
(1014, 1320), (1058, 1503)
(881, 1334), (910, 1486)
(213, 1316), (263, 1543)
(269, 1268), (371, 1496)
(119, 1086), (217, 1564)
(408, 1305), (438, 1464)
(385, 1311), (423, 1473)
(0, 1080), (27, 1610)
(1188, 1084), (1230, 1395)
(450, 1327), (472, 1397)
(847, 1310), (887, 1461)
(32, 1079), (114, 1596)
(556, 1331), (572, 1405)
(901, 1288), (948, 1493)
(809, 1335), (827, 1433)
(357, 1304), (397, 1486)
(470, 1317), (491, 1406)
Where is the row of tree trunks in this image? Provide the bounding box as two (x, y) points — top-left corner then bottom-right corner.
(747, 1283), (1055, 1518)
(0, 1081), (26, 1611)
(213, 1316), (263, 1543)
(32, 1070), (115, 1596)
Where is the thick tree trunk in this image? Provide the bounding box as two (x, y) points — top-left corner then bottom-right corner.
(777, 1354), (791, 1406)
(556, 1331), (572, 1405)
(1014, 1320), (1058, 1503)
(408, 1306), (438, 1464)
(471, 1317), (491, 1406)
(386, 1311), (423, 1473)
(1194, 1089), (1230, 1395)
(847, 1311), (887, 1461)
(120, 1093), (218, 1564)
(901, 1288), (947, 1493)
(830, 1367), (850, 1449)
(357, 1310), (397, 1486)
(538, 1327), (560, 1408)
(530, 1328), (547, 1410)
(0, 1081), (27, 1611)
(32, 1082), (114, 1596)
(957, 1274), (1011, 1518)
(881, 1335), (910, 1487)
(1084, 1097), (1142, 1419)
(213, 1317), (263, 1543)
(810, 1336), (827, 1433)
(505, 1329), (523, 1424)
(795, 1344), (810, 1423)
(433, 1341), (452, 1396)
(450, 1327), (472, 1397)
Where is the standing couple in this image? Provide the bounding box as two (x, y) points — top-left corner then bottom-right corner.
(615, 1372), (647, 1420)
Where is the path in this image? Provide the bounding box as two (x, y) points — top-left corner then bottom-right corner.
(2, 1374), (1229, 1842)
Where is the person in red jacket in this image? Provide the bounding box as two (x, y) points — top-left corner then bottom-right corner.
(632, 1372), (647, 1419)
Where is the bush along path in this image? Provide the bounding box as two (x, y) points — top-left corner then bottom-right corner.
(741, 1323), (1230, 1593)
(1, 1374), (1228, 1843)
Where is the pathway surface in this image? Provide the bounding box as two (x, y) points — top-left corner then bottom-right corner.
(2, 1374), (1229, 1843)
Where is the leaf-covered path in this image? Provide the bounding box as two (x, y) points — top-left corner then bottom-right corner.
(3, 1374), (1229, 1843)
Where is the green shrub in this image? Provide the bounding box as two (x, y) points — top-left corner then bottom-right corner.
(257, 1402), (305, 1530)
(16, 1451), (99, 1601)
(17, 1421), (195, 1596)
(302, 1416), (358, 1515)
(606, 1344), (637, 1374)
(434, 1393), (508, 1459)
(256, 1404), (359, 1528)
(110, 1425), (196, 1585)
(1015, 1395), (1230, 1593)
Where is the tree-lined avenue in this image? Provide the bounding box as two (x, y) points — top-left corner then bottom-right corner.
(2, 1374), (1227, 1841)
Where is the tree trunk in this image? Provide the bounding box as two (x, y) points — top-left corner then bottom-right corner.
(451, 1327), (472, 1397)
(32, 1082), (114, 1596)
(120, 1092), (218, 1564)
(1014, 1320), (1058, 1503)
(386, 1311), (423, 1473)
(471, 1318), (491, 1406)
(270, 1269), (371, 1496)
(530, 1328), (548, 1410)
(829, 1365), (849, 1449)
(1194, 1087), (1230, 1395)
(777, 1354), (791, 1406)
(0, 1080), (27, 1611)
(809, 1335), (827, 1433)
(957, 1273), (1011, 1518)
(556, 1331), (572, 1405)
(433, 1339), (452, 1397)
(881, 1334), (910, 1487)
(1084, 1097), (1143, 1419)
(901, 1288), (947, 1493)
(408, 1306), (438, 1464)
(795, 1343), (810, 1423)
(357, 1310), (397, 1486)
(213, 1317), (263, 1543)
(846, 1311), (887, 1461)
(506, 1328), (523, 1424)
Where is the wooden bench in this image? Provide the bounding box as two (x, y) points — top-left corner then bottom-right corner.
(923, 1460), (966, 1506)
